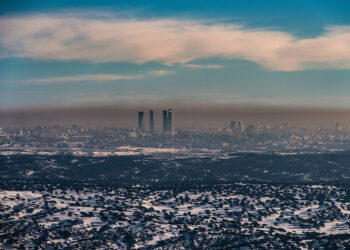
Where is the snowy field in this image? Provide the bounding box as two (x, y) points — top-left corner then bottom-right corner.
(1, 183), (350, 249)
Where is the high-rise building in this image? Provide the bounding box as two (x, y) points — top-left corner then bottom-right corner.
(336, 122), (342, 130)
(138, 111), (144, 131)
(230, 120), (244, 132)
(162, 109), (174, 135)
(238, 121), (245, 132)
(230, 121), (238, 130)
(246, 124), (255, 132)
(149, 109), (154, 133)
(168, 108), (174, 135)
(163, 110), (168, 132)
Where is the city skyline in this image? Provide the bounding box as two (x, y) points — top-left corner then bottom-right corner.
(1, 103), (350, 129)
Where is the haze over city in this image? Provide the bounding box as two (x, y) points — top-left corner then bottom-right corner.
(1, 103), (350, 128)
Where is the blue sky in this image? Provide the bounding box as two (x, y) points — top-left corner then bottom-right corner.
(1, 0), (350, 108)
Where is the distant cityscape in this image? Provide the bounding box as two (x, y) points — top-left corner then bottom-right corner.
(0, 110), (349, 156)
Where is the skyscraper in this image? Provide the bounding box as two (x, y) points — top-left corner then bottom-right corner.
(162, 109), (175, 134)
(336, 122), (342, 130)
(230, 120), (245, 132)
(138, 111), (144, 131)
(149, 109), (154, 133)
(163, 110), (168, 132)
(238, 121), (245, 132)
(230, 121), (238, 130)
(168, 108), (174, 135)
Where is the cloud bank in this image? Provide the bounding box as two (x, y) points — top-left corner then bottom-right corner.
(1, 13), (350, 71)
(9, 70), (173, 84)
(181, 64), (223, 69)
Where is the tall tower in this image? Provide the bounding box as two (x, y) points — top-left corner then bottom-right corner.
(163, 110), (168, 132)
(168, 108), (174, 136)
(149, 109), (154, 133)
(230, 121), (237, 130)
(238, 121), (245, 132)
(336, 122), (342, 130)
(138, 111), (144, 131)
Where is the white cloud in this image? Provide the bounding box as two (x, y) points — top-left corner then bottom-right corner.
(181, 64), (223, 69)
(10, 70), (174, 84)
(149, 70), (175, 77)
(1, 13), (350, 71)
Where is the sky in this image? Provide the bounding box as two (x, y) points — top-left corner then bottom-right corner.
(1, 1), (350, 127)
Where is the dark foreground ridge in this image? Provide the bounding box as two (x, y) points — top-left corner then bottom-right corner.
(2, 152), (350, 184)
